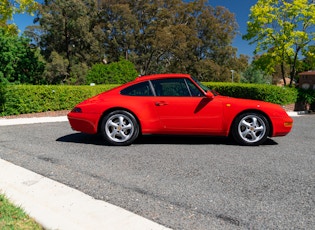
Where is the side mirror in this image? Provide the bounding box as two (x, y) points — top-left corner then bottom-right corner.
(205, 91), (215, 99)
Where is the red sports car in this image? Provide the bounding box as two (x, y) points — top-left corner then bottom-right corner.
(67, 73), (293, 146)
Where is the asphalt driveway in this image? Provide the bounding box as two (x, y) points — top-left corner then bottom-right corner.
(0, 115), (314, 229)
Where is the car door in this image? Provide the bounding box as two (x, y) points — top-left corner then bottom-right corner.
(151, 78), (224, 134)
(120, 81), (161, 132)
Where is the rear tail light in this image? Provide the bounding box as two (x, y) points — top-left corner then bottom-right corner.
(71, 107), (82, 113)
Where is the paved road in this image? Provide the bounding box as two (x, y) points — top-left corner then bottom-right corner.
(0, 115), (314, 229)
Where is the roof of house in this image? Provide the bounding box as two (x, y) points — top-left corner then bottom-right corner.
(298, 71), (315, 76)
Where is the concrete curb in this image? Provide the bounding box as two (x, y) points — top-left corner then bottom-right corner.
(0, 116), (68, 126)
(0, 159), (171, 230)
(287, 111), (299, 117)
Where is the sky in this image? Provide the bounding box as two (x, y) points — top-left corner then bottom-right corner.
(12, 0), (258, 57)
(209, 0), (258, 57)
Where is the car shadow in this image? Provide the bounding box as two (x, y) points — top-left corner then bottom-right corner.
(57, 133), (278, 146)
(136, 135), (278, 146)
(136, 135), (234, 145)
(56, 133), (105, 145)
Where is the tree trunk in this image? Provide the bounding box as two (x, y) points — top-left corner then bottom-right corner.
(64, 12), (71, 81)
(281, 62), (286, 86)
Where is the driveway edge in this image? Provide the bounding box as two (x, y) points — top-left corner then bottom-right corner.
(0, 159), (171, 230)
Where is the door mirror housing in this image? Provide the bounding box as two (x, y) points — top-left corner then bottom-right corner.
(205, 91), (215, 99)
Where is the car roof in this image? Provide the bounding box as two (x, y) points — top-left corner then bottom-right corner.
(134, 73), (191, 82)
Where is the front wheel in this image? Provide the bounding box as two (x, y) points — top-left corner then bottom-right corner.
(232, 112), (270, 146)
(101, 110), (139, 146)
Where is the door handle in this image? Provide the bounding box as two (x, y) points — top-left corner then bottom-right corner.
(155, 101), (168, 106)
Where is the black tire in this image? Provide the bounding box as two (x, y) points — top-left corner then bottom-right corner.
(101, 110), (139, 146)
(232, 112), (270, 146)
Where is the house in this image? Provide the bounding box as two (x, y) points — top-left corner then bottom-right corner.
(298, 71), (315, 90)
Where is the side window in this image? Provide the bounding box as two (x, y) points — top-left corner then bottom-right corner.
(120, 81), (153, 96)
(151, 78), (191, 96)
(186, 80), (203, 97)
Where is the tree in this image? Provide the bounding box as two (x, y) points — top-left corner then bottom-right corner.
(36, 0), (105, 84)
(99, 0), (243, 81)
(0, 28), (45, 84)
(42, 51), (69, 84)
(0, 0), (38, 34)
(300, 45), (315, 71)
(243, 0), (315, 86)
(31, 0), (246, 83)
(241, 63), (272, 84)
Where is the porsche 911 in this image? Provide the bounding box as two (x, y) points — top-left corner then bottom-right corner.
(68, 73), (293, 146)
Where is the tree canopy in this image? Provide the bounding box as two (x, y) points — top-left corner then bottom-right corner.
(96, 0), (245, 81)
(33, 0), (105, 84)
(0, 0), (38, 35)
(243, 0), (315, 86)
(0, 29), (45, 84)
(0, 0), (43, 85)
(24, 0), (248, 84)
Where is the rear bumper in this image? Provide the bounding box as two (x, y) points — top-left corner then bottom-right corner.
(67, 112), (101, 134)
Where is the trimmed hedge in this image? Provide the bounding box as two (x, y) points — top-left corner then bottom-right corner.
(0, 83), (6, 112)
(0, 83), (301, 116)
(0, 85), (118, 116)
(204, 82), (298, 105)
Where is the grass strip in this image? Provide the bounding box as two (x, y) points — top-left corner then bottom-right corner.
(0, 194), (43, 230)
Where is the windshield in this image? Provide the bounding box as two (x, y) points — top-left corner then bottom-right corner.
(191, 76), (218, 95)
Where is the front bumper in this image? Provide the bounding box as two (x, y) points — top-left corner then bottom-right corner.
(271, 115), (293, 137)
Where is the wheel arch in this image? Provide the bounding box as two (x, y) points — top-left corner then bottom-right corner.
(97, 107), (142, 135)
(229, 109), (273, 137)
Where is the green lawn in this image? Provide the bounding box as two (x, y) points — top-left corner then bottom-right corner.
(0, 194), (43, 230)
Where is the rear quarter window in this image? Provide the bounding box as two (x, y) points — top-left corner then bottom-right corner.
(120, 81), (153, 96)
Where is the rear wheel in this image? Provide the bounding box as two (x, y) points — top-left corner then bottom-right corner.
(101, 110), (139, 146)
(232, 112), (270, 146)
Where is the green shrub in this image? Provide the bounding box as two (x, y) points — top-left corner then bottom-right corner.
(0, 82), (301, 116)
(204, 82), (298, 105)
(86, 59), (139, 85)
(0, 82), (7, 113)
(297, 88), (315, 105)
(0, 85), (118, 116)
